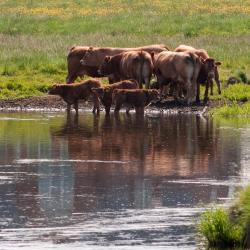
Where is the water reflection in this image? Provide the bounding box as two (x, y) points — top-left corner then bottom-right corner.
(0, 112), (249, 249)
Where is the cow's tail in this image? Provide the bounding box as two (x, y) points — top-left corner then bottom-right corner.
(136, 51), (144, 88)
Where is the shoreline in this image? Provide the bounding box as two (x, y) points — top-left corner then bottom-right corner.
(0, 95), (213, 115)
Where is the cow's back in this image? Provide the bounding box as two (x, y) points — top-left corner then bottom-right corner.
(174, 45), (209, 60)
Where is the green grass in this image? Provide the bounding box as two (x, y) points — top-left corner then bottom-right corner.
(199, 185), (250, 248)
(211, 84), (250, 103)
(199, 208), (243, 248)
(0, 0), (249, 99)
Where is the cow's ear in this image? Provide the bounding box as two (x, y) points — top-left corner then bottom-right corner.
(215, 61), (222, 66)
(200, 58), (206, 63)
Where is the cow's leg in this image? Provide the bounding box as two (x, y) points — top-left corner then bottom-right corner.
(66, 103), (71, 113)
(66, 74), (78, 84)
(114, 103), (121, 114)
(204, 80), (210, 103)
(214, 67), (221, 94)
(105, 106), (111, 115)
(196, 81), (200, 104)
(73, 101), (78, 115)
(210, 80), (214, 95)
(92, 94), (100, 114)
(138, 80), (143, 89)
(126, 105), (132, 114)
(145, 77), (151, 89)
(173, 82), (181, 102)
(186, 80), (193, 105)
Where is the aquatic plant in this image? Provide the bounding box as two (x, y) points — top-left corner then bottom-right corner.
(199, 185), (250, 248)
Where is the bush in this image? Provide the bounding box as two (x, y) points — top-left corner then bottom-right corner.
(237, 71), (248, 84)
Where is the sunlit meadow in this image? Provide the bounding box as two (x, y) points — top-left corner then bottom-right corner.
(0, 0), (249, 98)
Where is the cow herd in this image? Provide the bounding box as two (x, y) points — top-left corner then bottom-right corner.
(49, 44), (222, 114)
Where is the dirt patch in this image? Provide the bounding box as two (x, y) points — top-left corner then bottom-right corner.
(0, 95), (219, 115)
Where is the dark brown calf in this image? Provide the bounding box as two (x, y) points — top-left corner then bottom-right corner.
(92, 79), (138, 114)
(48, 79), (101, 114)
(112, 89), (159, 114)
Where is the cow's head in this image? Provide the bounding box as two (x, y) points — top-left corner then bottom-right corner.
(201, 58), (221, 79)
(98, 56), (112, 76)
(92, 87), (113, 106)
(80, 47), (94, 66)
(48, 84), (62, 95)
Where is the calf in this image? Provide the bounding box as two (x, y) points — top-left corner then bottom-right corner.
(153, 51), (202, 104)
(92, 79), (138, 114)
(48, 79), (101, 114)
(174, 45), (222, 99)
(112, 89), (159, 114)
(99, 51), (153, 89)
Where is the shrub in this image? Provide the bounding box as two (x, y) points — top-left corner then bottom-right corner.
(199, 208), (243, 248)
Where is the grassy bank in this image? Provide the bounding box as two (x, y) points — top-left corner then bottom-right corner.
(0, 0), (249, 100)
(199, 185), (250, 248)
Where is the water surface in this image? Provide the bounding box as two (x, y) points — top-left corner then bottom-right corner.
(0, 111), (249, 250)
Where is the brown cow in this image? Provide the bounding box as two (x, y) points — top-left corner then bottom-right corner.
(174, 45), (222, 99)
(80, 44), (168, 83)
(99, 51), (154, 89)
(68, 45), (168, 84)
(48, 79), (101, 114)
(92, 79), (138, 114)
(112, 89), (159, 114)
(66, 46), (104, 84)
(153, 51), (202, 104)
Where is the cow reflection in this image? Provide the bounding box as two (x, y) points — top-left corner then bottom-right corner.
(49, 113), (241, 211)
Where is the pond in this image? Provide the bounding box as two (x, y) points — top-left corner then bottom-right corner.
(0, 111), (249, 250)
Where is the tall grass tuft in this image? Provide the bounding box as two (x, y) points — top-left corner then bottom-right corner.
(199, 185), (250, 248)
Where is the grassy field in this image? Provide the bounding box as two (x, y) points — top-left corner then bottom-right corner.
(0, 0), (250, 99)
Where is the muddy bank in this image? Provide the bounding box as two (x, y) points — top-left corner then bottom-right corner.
(0, 95), (217, 115)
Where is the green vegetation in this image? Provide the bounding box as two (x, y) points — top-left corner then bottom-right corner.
(211, 102), (250, 118)
(0, 0), (249, 99)
(199, 208), (243, 248)
(199, 185), (250, 249)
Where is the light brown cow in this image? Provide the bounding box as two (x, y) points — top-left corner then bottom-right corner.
(66, 46), (105, 84)
(153, 51), (202, 104)
(80, 44), (168, 83)
(112, 89), (159, 114)
(174, 45), (222, 99)
(92, 79), (138, 114)
(48, 79), (101, 114)
(99, 51), (154, 89)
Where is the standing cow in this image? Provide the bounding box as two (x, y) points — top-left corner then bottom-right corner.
(67, 45), (168, 84)
(152, 51), (202, 104)
(80, 45), (168, 83)
(174, 45), (222, 101)
(66, 46), (103, 83)
(98, 51), (153, 89)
